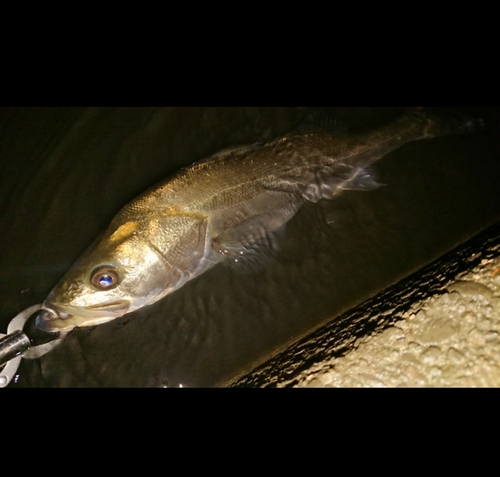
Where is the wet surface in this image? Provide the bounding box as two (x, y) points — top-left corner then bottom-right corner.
(1, 107), (499, 387)
(240, 220), (500, 388)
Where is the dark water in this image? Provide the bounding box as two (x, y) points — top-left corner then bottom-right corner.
(1, 107), (499, 387)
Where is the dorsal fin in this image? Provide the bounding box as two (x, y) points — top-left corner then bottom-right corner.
(293, 108), (348, 136)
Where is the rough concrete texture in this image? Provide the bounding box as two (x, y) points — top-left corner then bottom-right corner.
(1, 108), (498, 387)
(231, 220), (500, 387)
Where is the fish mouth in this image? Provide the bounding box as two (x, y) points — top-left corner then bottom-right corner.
(36, 299), (130, 333)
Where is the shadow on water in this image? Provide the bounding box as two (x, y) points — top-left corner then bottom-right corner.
(1, 107), (499, 387)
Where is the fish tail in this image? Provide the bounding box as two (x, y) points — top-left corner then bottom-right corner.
(355, 107), (484, 166)
(404, 107), (484, 140)
(269, 108), (483, 205)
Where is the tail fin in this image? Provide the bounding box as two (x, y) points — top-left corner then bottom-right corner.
(406, 107), (484, 139)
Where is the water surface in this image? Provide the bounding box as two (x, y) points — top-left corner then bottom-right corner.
(1, 107), (498, 387)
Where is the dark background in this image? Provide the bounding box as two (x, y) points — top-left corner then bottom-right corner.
(1, 107), (499, 387)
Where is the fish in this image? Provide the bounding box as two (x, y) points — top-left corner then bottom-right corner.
(36, 108), (480, 333)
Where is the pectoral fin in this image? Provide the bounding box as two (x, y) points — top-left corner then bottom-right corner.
(212, 214), (285, 272)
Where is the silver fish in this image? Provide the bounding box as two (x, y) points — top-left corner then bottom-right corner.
(36, 109), (478, 332)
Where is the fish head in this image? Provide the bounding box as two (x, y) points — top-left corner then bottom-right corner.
(37, 210), (209, 333)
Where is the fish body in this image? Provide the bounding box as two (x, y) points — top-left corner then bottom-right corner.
(37, 109), (478, 332)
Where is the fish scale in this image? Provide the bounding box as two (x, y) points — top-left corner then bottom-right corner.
(35, 109), (480, 333)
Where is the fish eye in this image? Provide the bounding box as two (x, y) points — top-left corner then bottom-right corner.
(90, 266), (120, 290)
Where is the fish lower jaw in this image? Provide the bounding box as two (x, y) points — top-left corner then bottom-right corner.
(36, 311), (118, 333)
(37, 301), (129, 332)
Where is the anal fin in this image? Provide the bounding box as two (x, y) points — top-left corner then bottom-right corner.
(338, 166), (382, 192)
(268, 164), (382, 204)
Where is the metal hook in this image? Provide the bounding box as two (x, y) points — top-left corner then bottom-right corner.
(0, 304), (67, 387)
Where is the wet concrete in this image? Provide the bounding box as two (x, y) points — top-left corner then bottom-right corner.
(231, 220), (500, 387)
(1, 107), (499, 387)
